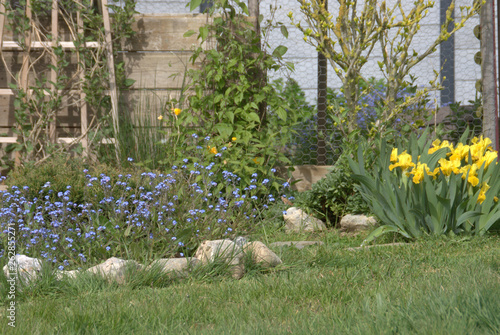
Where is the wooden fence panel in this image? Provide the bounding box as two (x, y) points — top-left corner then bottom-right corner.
(0, 14), (204, 135)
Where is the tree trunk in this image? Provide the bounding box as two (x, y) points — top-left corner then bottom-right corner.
(481, 0), (498, 150)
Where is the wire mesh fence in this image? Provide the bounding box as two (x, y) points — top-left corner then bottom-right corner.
(130, 0), (486, 165)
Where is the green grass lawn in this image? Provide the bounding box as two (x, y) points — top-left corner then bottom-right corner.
(1, 231), (499, 334)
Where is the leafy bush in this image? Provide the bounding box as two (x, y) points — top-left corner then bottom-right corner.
(349, 129), (500, 245)
(295, 156), (370, 226)
(184, 0), (301, 186)
(6, 155), (139, 207)
(0, 144), (289, 269)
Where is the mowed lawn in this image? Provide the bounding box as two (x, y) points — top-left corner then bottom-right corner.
(1, 231), (499, 335)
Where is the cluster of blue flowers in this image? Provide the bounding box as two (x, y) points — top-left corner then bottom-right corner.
(0, 141), (292, 270)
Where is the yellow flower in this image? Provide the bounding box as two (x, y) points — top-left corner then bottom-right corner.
(157, 115), (163, 121)
(231, 137), (237, 141)
(494, 196), (499, 203)
(253, 157), (263, 165)
(477, 182), (490, 204)
(389, 151), (415, 172)
(208, 146), (218, 154)
(390, 148), (398, 163)
(172, 108), (181, 116)
(477, 190), (486, 204)
(475, 150), (498, 169)
(428, 139), (453, 154)
(459, 164), (479, 187)
(449, 143), (470, 161)
(437, 158), (460, 176)
(410, 162), (430, 184)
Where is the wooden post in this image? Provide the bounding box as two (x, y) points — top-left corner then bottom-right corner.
(317, 0), (327, 165)
(77, 0), (88, 156)
(49, 0), (58, 143)
(481, 0), (498, 150)
(100, 0), (120, 161)
(0, 0), (6, 49)
(248, 0), (268, 125)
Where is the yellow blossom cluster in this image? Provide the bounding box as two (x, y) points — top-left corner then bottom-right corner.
(390, 136), (498, 203)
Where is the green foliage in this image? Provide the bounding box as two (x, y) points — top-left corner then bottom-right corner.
(6, 155), (138, 206)
(2, 146), (288, 268)
(185, 0), (301, 187)
(349, 129), (500, 245)
(2, 0), (137, 167)
(295, 155), (370, 226)
(280, 77), (429, 166)
(291, 0), (483, 142)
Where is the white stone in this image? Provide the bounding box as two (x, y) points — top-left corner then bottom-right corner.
(86, 257), (142, 284)
(243, 241), (282, 268)
(283, 207), (327, 233)
(3, 254), (42, 283)
(340, 214), (377, 232)
(194, 240), (244, 279)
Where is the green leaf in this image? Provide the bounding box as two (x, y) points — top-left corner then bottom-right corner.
(183, 29), (196, 37)
(215, 123), (234, 138)
(199, 26), (209, 40)
(272, 45), (288, 58)
(123, 79), (136, 87)
(362, 225), (402, 246)
(246, 112), (261, 123)
(189, 0), (203, 12)
(276, 106), (287, 121)
(280, 25), (289, 38)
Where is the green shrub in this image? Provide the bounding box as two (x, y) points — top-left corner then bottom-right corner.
(5, 155), (140, 207)
(295, 154), (370, 226)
